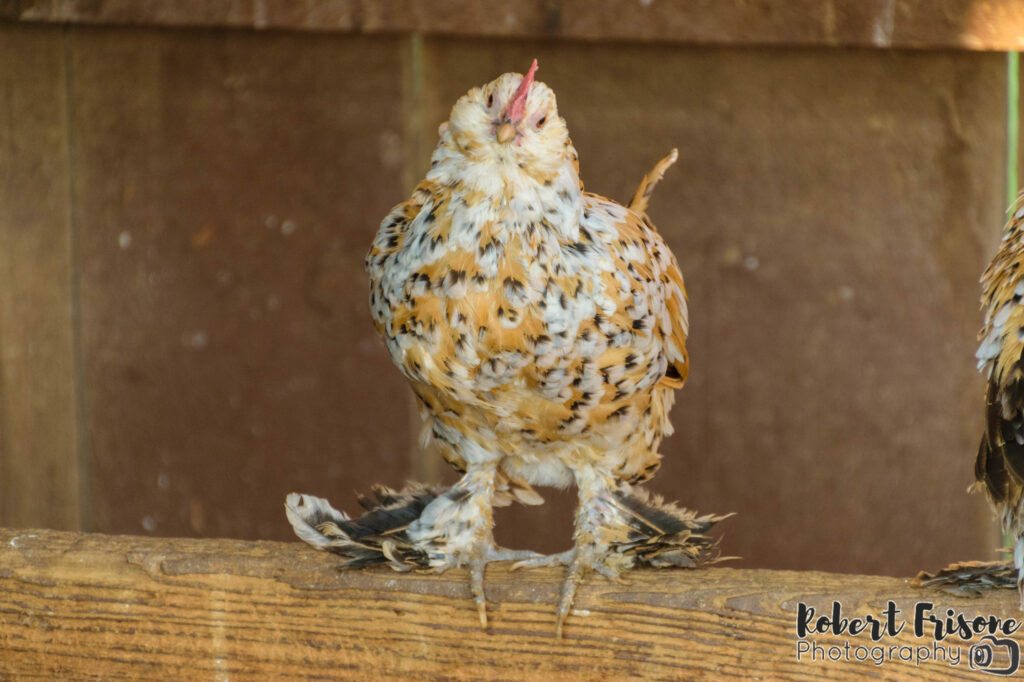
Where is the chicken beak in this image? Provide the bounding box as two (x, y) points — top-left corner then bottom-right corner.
(496, 122), (516, 144)
(496, 59), (538, 143)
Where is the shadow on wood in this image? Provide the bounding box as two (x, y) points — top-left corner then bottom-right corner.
(0, 527), (1020, 679)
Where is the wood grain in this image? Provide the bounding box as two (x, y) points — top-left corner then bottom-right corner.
(0, 527), (1021, 680)
(0, 26), (82, 531)
(65, 28), (412, 542)
(5, 0), (1024, 51)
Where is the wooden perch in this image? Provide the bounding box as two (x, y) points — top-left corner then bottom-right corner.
(0, 527), (1020, 680)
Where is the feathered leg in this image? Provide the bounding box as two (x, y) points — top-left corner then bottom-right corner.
(286, 462), (539, 629)
(913, 486), (1023, 600)
(913, 555), (1018, 597)
(512, 468), (730, 638)
(406, 461), (539, 627)
(286, 482), (445, 569)
(553, 468), (629, 638)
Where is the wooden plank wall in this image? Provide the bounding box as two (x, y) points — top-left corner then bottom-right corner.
(0, 4), (1015, 577)
(0, 26), (82, 531)
(7, 0), (1024, 50)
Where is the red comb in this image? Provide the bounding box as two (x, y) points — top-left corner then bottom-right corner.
(505, 59), (538, 124)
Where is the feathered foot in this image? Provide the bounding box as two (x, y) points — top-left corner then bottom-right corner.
(916, 531), (1024, 607)
(285, 483), (443, 570)
(914, 559), (1017, 598)
(606, 486), (733, 568)
(286, 471), (541, 630)
(511, 482), (732, 638)
(916, 533), (1024, 605)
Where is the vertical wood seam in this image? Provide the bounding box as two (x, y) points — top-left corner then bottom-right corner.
(400, 32), (443, 484)
(63, 26), (89, 532)
(1007, 51), (1019, 211)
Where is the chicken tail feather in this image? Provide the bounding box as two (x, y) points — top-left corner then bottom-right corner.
(629, 148), (678, 216)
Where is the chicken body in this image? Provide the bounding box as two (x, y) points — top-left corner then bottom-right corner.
(288, 61), (722, 637)
(367, 65), (688, 494)
(369, 173), (687, 488)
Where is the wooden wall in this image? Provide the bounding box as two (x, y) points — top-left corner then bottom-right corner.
(2, 2), (1021, 576)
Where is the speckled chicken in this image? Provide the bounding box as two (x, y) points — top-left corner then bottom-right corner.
(918, 196), (1024, 599)
(287, 60), (728, 637)
(971, 196), (1024, 600)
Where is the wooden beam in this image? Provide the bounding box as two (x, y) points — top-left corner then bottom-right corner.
(4, 0), (1024, 51)
(1, 527), (1020, 679)
(0, 26), (83, 532)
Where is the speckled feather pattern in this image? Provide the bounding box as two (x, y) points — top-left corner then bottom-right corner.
(288, 63), (727, 635)
(975, 195), (1024, 602)
(366, 75), (689, 494)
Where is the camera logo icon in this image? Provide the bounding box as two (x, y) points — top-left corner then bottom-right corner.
(969, 635), (1020, 676)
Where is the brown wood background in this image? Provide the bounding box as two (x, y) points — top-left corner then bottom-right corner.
(2, 1), (1021, 577)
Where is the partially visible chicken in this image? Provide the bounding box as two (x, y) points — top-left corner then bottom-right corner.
(917, 196), (1024, 599)
(287, 59), (729, 637)
(972, 196), (1024, 601)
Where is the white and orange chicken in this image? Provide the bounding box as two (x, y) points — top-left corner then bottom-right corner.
(287, 60), (727, 637)
(917, 198), (1024, 600)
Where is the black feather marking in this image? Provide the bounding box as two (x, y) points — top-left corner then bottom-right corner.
(978, 352), (1024, 501)
(613, 489), (697, 536)
(977, 434), (1009, 504)
(1000, 371), (1024, 484)
(445, 486), (472, 504)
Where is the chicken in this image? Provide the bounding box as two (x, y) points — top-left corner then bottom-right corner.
(917, 196), (1024, 598)
(286, 60), (728, 637)
(972, 196), (1024, 601)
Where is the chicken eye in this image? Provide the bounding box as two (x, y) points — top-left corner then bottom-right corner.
(536, 116), (546, 128)
(487, 94), (494, 108)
